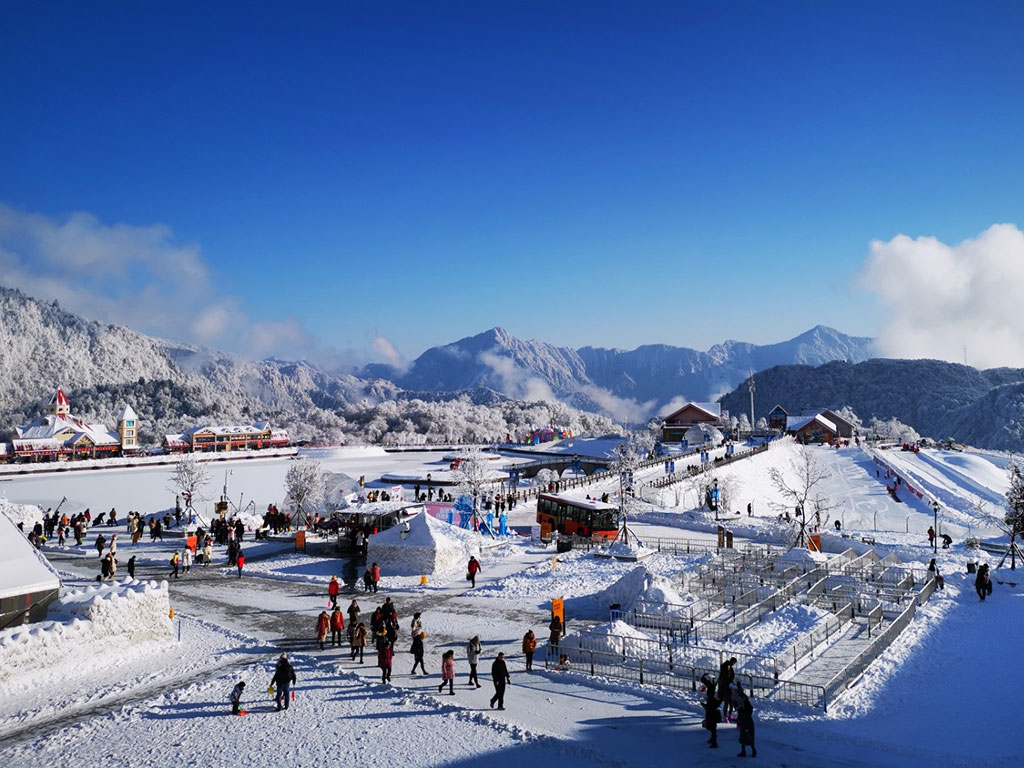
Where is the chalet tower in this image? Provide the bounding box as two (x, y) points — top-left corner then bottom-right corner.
(119, 405), (139, 450)
(48, 388), (71, 418)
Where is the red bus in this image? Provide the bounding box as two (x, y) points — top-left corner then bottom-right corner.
(536, 493), (620, 539)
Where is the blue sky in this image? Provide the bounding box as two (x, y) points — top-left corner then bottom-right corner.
(3, 2), (1024, 367)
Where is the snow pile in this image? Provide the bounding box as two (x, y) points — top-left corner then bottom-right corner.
(0, 500), (60, 601)
(0, 498), (44, 530)
(0, 579), (172, 691)
(778, 547), (829, 567)
(603, 538), (656, 560)
(720, 602), (833, 659)
(564, 564), (697, 619)
(567, 619), (658, 656)
(366, 512), (480, 576)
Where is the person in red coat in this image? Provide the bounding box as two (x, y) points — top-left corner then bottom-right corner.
(467, 556), (482, 588)
(236, 550), (245, 578)
(329, 607), (345, 647)
(328, 575), (340, 609)
(316, 610), (330, 650)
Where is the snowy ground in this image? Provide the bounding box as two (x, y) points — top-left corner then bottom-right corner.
(1, 440), (1022, 767)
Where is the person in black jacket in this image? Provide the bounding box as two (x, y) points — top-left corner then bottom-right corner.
(489, 652), (511, 710)
(271, 653), (296, 711)
(703, 685), (720, 748)
(411, 630), (427, 675)
(735, 684), (756, 758)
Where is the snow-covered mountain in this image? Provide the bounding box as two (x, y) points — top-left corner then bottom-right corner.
(366, 324), (876, 413)
(717, 359), (1024, 450)
(0, 286), (614, 445)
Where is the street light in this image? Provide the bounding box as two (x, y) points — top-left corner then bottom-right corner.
(932, 500), (939, 554)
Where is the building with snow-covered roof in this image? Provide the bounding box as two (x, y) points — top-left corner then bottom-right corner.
(1, 388), (140, 462)
(787, 413), (839, 443)
(661, 402), (722, 442)
(0, 500), (61, 628)
(767, 404), (789, 431)
(162, 421), (289, 453)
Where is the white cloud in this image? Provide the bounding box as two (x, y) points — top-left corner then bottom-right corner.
(479, 351), (556, 401)
(0, 203), (326, 362)
(369, 331), (408, 371)
(859, 223), (1024, 368)
(578, 384), (655, 423)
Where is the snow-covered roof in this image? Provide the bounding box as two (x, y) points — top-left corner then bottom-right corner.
(786, 414), (838, 433)
(15, 413), (120, 447)
(49, 388), (69, 407)
(120, 404), (138, 421)
(0, 500), (61, 601)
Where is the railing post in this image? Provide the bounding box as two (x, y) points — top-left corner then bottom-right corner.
(590, 651), (595, 676)
(639, 659), (644, 685)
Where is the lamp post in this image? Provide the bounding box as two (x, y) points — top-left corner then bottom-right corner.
(932, 500), (939, 554)
(713, 479), (719, 521)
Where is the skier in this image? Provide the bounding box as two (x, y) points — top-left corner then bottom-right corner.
(351, 622), (367, 663)
(316, 610), (330, 650)
(489, 652), (511, 710)
(522, 629), (537, 671)
(328, 575), (340, 609)
(438, 649), (455, 695)
(466, 555), (482, 588)
(270, 653), (296, 711)
(467, 635), (482, 688)
(330, 607), (345, 647)
(735, 684), (757, 758)
(230, 681), (246, 716)
(411, 630), (427, 675)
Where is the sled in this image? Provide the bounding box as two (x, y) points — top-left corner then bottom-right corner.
(236, 709), (247, 716)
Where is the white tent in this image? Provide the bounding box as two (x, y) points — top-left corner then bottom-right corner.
(366, 512), (480, 576)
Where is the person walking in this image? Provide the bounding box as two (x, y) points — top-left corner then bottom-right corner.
(522, 629), (537, 671)
(181, 545), (192, 574)
(127, 554), (136, 580)
(718, 657), (737, 722)
(927, 526), (936, 548)
(328, 575), (340, 609)
(347, 599), (361, 635)
(316, 611), (330, 651)
(169, 550), (180, 579)
(230, 681), (246, 716)
(95, 533), (107, 558)
(466, 555), (482, 588)
(467, 636), (482, 688)
(928, 558), (945, 590)
(236, 549), (245, 578)
(489, 652), (511, 710)
(735, 684), (757, 758)
(370, 562), (381, 593)
(270, 653), (296, 711)
(410, 611), (423, 638)
(363, 566), (373, 592)
(438, 649), (455, 695)
(411, 630), (427, 675)
(330, 607), (345, 647)
(703, 683), (720, 748)
(378, 639), (393, 683)
(351, 622), (367, 663)
(976, 563), (992, 601)
(202, 538), (213, 567)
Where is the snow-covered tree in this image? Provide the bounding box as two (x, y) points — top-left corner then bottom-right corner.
(869, 417), (920, 443)
(285, 458), (327, 528)
(167, 453), (211, 525)
(833, 406), (863, 435)
(1004, 458), (1024, 569)
(756, 417), (768, 431)
(737, 413), (751, 435)
(451, 448), (493, 528)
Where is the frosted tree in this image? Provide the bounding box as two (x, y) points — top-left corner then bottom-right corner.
(833, 406), (863, 435)
(451, 447), (494, 535)
(768, 446), (839, 547)
(756, 417), (768, 431)
(609, 434), (647, 543)
(737, 413), (751, 435)
(167, 453), (211, 526)
(1001, 458), (1024, 569)
(285, 458), (327, 529)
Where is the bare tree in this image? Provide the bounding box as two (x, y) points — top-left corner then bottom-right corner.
(286, 458), (327, 529)
(768, 446), (839, 547)
(167, 453), (211, 526)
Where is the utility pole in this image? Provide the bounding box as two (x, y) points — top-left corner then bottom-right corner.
(748, 371), (755, 434)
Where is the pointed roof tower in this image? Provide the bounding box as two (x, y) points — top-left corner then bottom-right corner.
(119, 404), (138, 422)
(48, 388), (70, 417)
